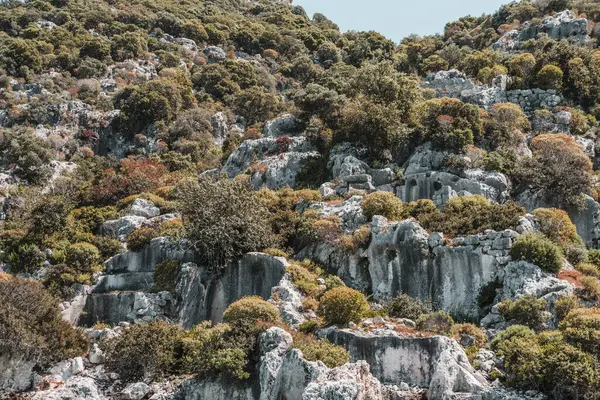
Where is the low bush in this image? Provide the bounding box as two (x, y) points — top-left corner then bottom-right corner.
(576, 263), (600, 279)
(6, 243), (46, 274)
(154, 260), (180, 292)
(510, 232), (564, 274)
(104, 321), (184, 382)
(450, 323), (487, 348)
(416, 311), (454, 334)
(288, 263), (323, 298)
(362, 192), (406, 222)
(66, 242), (101, 273)
(498, 294), (547, 329)
(318, 287), (369, 326)
(532, 208), (584, 249)
(386, 294), (430, 321)
(417, 195), (524, 237)
(554, 295), (581, 321)
(292, 332), (350, 368)
(222, 296), (281, 329)
(559, 308), (600, 354)
(579, 276), (600, 300)
(0, 276), (88, 367)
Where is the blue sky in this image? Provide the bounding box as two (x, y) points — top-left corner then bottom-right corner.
(294, 0), (509, 43)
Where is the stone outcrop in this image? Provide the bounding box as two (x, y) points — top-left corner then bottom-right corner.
(423, 70), (563, 113)
(308, 195), (367, 231)
(0, 352), (36, 394)
(222, 136), (320, 189)
(303, 217), (520, 322)
(517, 191), (600, 248)
(263, 114), (305, 138)
(494, 10), (590, 52)
(397, 144), (510, 206)
(80, 244), (288, 328)
(176, 327), (414, 400)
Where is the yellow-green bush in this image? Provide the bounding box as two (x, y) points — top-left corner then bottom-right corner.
(292, 332), (350, 368)
(362, 192), (406, 222)
(498, 294), (547, 329)
(386, 294), (430, 320)
(532, 208), (584, 249)
(223, 296), (281, 328)
(416, 311), (454, 334)
(510, 232), (564, 273)
(318, 287), (369, 326)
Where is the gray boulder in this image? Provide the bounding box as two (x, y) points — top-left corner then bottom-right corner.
(0, 352), (36, 394)
(263, 114), (304, 137)
(31, 376), (104, 400)
(121, 382), (151, 400)
(100, 215), (147, 240)
(127, 198), (160, 219)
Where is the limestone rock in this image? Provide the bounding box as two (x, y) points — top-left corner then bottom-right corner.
(203, 46), (227, 62)
(308, 196), (367, 231)
(100, 215), (147, 240)
(263, 114), (304, 137)
(31, 376), (104, 400)
(126, 198), (160, 219)
(0, 353), (36, 394)
(121, 382), (150, 400)
(222, 136), (319, 190)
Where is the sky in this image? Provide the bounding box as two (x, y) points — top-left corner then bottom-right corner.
(293, 0), (509, 43)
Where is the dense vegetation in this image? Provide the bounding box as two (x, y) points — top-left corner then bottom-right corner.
(2, 0), (600, 397)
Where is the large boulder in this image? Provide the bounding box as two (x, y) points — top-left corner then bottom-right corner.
(0, 352), (36, 394)
(323, 328), (488, 398)
(263, 114), (305, 138)
(222, 136), (319, 189)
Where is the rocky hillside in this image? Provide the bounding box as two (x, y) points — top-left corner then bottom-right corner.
(2, 0), (600, 398)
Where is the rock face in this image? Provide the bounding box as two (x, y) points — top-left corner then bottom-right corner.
(222, 136), (320, 189)
(176, 253), (289, 327)
(304, 218), (515, 322)
(397, 144), (510, 206)
(80, 244), (288, 328)
(0, 352), (36, 394)
(176, 327), (411, 400)
(494, 10), (590, 52)
(323, 328), (488, 398)
(423, 70), (563, 113)
(517, 191), (600, 248)
(263, 114), (305, 138)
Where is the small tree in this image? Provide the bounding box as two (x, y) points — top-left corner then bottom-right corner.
(510, 232), (564, 274)
(177, 178), (276, 273)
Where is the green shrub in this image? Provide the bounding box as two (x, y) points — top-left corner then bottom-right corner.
(588, 249), (600, 269)
(532, 208), (584, 249)
(288, 263), (323, 298)
(559, 308), (600, 354)
(490, 324), (535, 353)
(66, 242), (100, 273)
(416, 311), (454, 334)
(362, 192), (406, 222)
(127, 227), (161, 252)
(318, 287), (369, 326)
(104, 321), (184, 382)
(537, 64), (563, 91)
(417, 195), (524, 237)
(0, 276), (88, 367)
(298, 320), (320, 334)
(223, 296), (281, 329)
(419, 97), (482, 153)
(292, 333), (350, 368)
(386, 294), (430, 321)
(179, 321), (254, 380)
(510, 232), (564, 273)
(579, 276), (600, 300)
(177, 178), (276, 273)
(154, 260), (180, 292)
(7, 243), (46, 274)
(498, 294), (547, 329)
(91, 235), (123, 260)
(450, 323), (487, 348)
(554, 295), (581, 322)
(576, 263), (600, 278)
